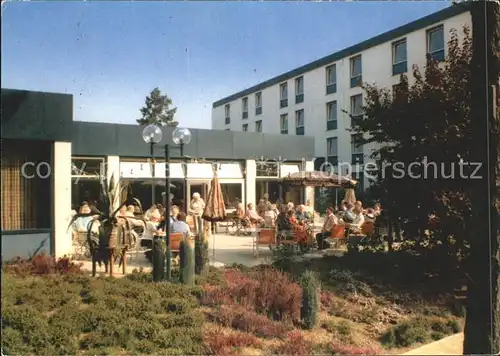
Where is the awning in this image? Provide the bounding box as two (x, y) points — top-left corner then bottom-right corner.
(120, 162), (152, 178)
(187, 163), (214, 179)
(120, 162), (185, 179)
(154, 163), (184, 179)
(216, 163), (244, 179)
(280, 164), (300, 178)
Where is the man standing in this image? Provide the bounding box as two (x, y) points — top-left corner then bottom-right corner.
(315, 207), (338, 250)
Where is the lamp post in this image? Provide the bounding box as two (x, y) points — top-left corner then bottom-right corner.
(165, 127), (192, 280)
(142, 124), (163, 207)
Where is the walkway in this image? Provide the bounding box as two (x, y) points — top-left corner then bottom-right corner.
(403, 333), (463, 355)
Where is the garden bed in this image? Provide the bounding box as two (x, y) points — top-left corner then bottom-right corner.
(1, 252), (463, 355)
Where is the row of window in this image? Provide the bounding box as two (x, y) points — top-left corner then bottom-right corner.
(239, 93), (362, 135)
(223, 25), (445, 126)
(326, 136), (364, 165)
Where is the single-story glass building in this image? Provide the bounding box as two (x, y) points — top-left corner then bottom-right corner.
(1, 88), (316, 260)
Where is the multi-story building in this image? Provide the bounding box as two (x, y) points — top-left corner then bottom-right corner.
(212, 5), (472, 191)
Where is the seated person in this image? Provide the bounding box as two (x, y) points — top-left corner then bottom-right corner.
(72, 204), (95, 232)
(276, 204), (293, 235)
(246, 203), (264, 224)
(171, 206), (180, 223)
(348, 207), (365, 234)
(236, 203), (246, 219)
(264, 205), (277, 228)
(374, 203), (382, 217)
(171, 212), (190, 236)
(143, 209), (164, 241)
(343, 203), (356, 223)
(315, 207), (338, 250)
(124, 205), (136, 217)
(257, 199), (267, 217)
(296, 204), (311, 223)
(288, 209), (297, 225)
(364, 208), (376, 223)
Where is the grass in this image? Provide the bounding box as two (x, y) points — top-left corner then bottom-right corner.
(2, 251), (464, 355)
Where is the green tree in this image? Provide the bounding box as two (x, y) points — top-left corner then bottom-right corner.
(137, 87), (178, 127)
(351, 25), (474, 247)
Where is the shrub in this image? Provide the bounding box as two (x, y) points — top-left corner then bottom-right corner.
(273, 330), (313, 355)
(3, 255), (84, 276)
(380, 316), (462, 348)
(380, 317), (428, 348)
(206, 305), (290, 338)
(2, 271), (206, 354)
(200, 268), (302, 322)
(204, 326), (261, 355)
(321, 319), (352, 343)
(195, 237), (209, 275)
(299, 270), (320, 329)
(180, 236), (195, 285)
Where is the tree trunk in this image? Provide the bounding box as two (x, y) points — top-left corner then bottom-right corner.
(463, 2), (500, 354)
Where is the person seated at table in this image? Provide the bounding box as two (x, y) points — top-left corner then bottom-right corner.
(257, 199), (268, 217)
(172, 212), (190, 236)
(316, 207), (338, 250)
(364, 208), (376, 223)
(271, 204), (279, 217)
(373, 203), (382, 217)
(264, 205), (277, 228)
(277, 204), (293, 236)
(348, 206), (365, 234)
(287, 202), (295, 212)
(287, 209), (298, 225)
(72, 203), (95, 233)
(143, 209), (164, 240)
(343, 203), (356, 223)
(171, 205), (180, 223)
(236, 203), (245, 219)
(296, 204), (311, 222)
(246, 203), (264, 225)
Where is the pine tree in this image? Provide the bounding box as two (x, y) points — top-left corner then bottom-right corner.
(137, 87), (178, 127)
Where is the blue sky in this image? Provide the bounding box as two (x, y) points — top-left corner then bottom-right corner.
(2, 1), (449, 129)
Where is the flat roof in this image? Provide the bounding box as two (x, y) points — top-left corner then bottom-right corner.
(212, 4), (469, 108)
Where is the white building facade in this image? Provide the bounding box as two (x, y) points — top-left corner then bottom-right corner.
(212, 5), (472, 191)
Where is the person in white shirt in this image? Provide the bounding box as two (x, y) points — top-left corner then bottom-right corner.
(171, 212), (190, 236)
(264, 205), (277, 228)
(349, 206), (365, 233)
(316, 207), (338, 250)
(143, 209), (163, 239)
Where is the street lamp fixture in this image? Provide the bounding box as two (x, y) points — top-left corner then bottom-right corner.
(172, 127), (192, 156)
(142, 124), (163, 207)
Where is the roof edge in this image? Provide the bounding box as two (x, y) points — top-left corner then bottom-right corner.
(212, 3), (470, 109)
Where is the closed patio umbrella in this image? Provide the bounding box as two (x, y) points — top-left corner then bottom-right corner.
(344, 188), (356, 205)
(202, 172), (227, 262)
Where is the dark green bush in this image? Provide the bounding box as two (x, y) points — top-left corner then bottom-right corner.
(299, 270), (320, 330)
(380, 316), (461, 348)
(1, 271), (205, 355)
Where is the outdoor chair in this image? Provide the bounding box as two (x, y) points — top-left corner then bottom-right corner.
(253, 228), (276, 257)
(361, 221), (375, 236)
(169, 232), (184, 254)
(326, 224), (346, 249)
(186, 215), (196, 232)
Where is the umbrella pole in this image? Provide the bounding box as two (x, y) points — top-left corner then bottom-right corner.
(212, 222), (216, 264)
